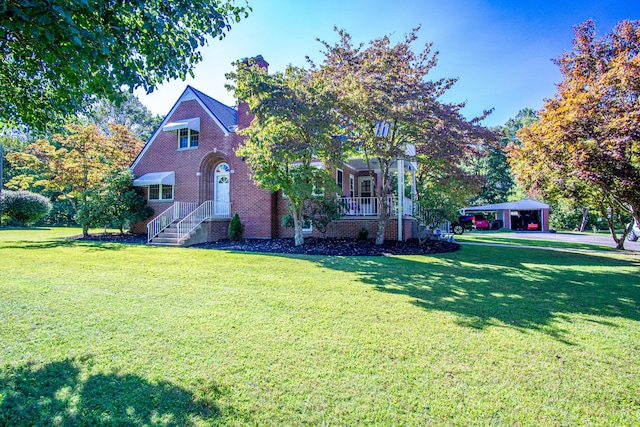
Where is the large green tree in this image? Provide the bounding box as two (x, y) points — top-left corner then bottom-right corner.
(317, 27), (495, 244)
(6, 123), (145, 234)
(510, 20), (640, 249)
(471, 109), (538, 206)
(228, 62), (344, 246)
(76, 170), (153, 235)
(85, 92), (162, 141)
(0, 0), (250, 130)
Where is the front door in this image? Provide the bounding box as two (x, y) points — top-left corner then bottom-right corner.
(359, 177), (374, 215)
(214, 163), (230, 216)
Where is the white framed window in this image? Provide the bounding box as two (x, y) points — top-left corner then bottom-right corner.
(302, 219), (313, 233)
(178, 128), (199, 149)
(359, 177), (373, 198)
(349, 174), (355, 198)
(148, 184), (174, 201)
(336, 168), (343, 192)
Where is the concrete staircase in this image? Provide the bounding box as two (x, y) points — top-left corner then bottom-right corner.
(147, 201), (224, 247)
(148, 221), (208, 247)
(148, 223), (181, 246)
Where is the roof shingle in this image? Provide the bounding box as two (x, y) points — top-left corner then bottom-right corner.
(188, 85), (238, 131)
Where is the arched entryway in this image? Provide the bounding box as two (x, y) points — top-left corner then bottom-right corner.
(214, 162), (230, 216)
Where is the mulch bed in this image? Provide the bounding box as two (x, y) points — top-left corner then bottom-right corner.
(81, 233), (459, 256)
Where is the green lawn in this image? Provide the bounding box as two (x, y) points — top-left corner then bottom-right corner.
(1, 228), (639, 426)
(454, 231), (618, 251)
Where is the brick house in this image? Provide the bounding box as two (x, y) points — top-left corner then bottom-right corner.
(130, 57), (418, 246)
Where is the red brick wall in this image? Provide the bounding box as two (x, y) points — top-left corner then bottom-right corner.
(132, 96), (276, 238)
(130, 88), (417, 242)
(274, 214), (416, 241)
(133, 99), (230, 203)
(542, 209), (550, 231)
(316, 218), (416, 241)
(208, 220), (231, 240)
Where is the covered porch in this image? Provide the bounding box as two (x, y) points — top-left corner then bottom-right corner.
(337, 154), (418, 240)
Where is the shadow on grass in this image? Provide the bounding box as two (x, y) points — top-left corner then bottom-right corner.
(315, 247), (640, 342)
(0, 239), (132, 251)
(0, 358), (239, 426)
(459, 236), (616, 251)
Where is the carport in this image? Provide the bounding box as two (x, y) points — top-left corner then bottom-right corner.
(461, 199), (550, 232)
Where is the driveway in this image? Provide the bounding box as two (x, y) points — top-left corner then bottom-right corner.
(468, 231), (640, 252)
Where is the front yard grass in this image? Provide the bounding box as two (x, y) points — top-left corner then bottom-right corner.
(1, 228), (639, 426)
(454, 231), (617, 251)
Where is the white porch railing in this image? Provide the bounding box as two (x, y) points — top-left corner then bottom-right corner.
(339, 196), (413, 217)
(147, 202), (197, 243)
(341, 196), (380, 216)
(175, 200), (231, 245)
(403, 197), (413, 218)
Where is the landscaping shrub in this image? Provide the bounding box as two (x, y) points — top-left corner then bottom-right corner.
(36, 197), (76, 226)
(75, 171), (154, 236)
(549, 207), (619, 231)
(281, 214), (299, 229)
(228, 213), (244, 241)
(0, 190), (52, 225)
(357, 226), (369, 240)
(305, 196), (343, 236)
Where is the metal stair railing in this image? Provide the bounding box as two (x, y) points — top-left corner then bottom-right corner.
(176, 200), (215, 245)
(147, 202), (197, 243)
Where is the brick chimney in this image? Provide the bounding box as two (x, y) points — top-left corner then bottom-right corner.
(237, 55), (269, 130)
(247, 54), (269, 71)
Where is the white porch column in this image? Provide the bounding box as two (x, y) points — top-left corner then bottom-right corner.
(397, 159), (404, 241)
(411, 163), (417, 202)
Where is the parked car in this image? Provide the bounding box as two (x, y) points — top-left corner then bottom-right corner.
(491, 220), (504, 230)
(451, 215), (471, 234)
(451, 214), (490, 234)
(627, 220), (640, 241)
(474, 215), (490, 230)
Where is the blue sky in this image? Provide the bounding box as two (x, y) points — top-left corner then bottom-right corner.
(135, 0), (639, 127)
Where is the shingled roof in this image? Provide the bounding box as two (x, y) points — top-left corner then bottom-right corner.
(187, 85), (238, 131)
(130, 86), (240, 169)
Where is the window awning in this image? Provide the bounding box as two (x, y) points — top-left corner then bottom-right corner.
(162, 117), (200, 132)
(132, 171), (175, 186)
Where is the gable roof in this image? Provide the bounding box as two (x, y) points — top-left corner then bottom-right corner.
(131, 86), (238, 170)
(188, 86), (237, 132)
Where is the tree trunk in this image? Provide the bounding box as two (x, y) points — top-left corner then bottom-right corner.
(375, 213), (386, 245)
(290, 200), (305, 246)
(579, 207), (589, 232)
(603, 209), (629, 250)
(82, 224), (89, 237)
(375, 191), (391, 245)
(293, 221), (304, 246)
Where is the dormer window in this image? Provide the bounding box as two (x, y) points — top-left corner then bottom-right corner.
(162, 118), (200, 150)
